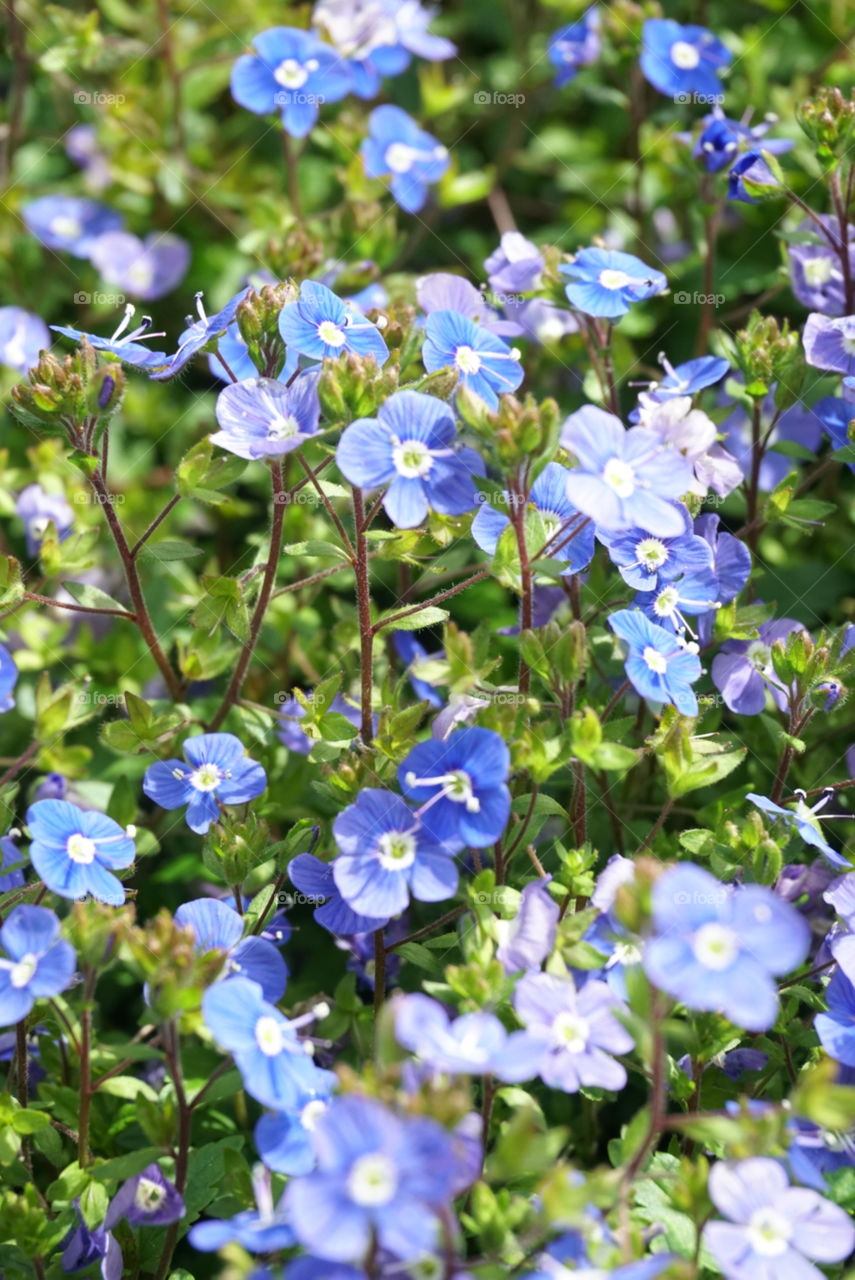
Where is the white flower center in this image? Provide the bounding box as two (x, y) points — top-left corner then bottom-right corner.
(693, 922), (738, 971)
(642, 646), (668, 675)
(842, 336), (855, 357)
(747, 640), (771, 672)
(189, 763), (222, 793)
(317, 319), (346, 347)
(274, 59), (309, 90)
(255, 1014), (285, 1056)
(803, 257), (834, 286)
(552, 1010), (590, 1053)
(455, 344), (482, 375)
(392, 438), (434, 479)
(347, 1152), (398, 1207)
(376, 830), (417, 871)
(134, 1177), (167, 1213)
(599, 268), (632, 291)
(11, 954), (38, 988)
(602, 457), (636, 498)
(610, 940), (642, 967)
(670, 40), (701, 70)
(67, 833), (97, 864)
(50, 214), (83, 240)
(445, 769), (479, 810)
(653, 586), (679, 619)
(128, 260), (154, 290)
(300, 1099), (327, 1131)
(637, 537), (668, 569)
(385, 142), (417, 174)
(267, 413), (300, 440)
(746, 1206), (794, 1257)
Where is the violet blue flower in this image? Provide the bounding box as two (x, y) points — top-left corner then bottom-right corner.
(496, 876), (559, 974)
(711, 617), (806, 716)
(143, 733), (267, 835)
(609, 609), (701, 716)
(547, 9), (601, 87)
(104, 1165), (184, 1228)
(394, 993), (545, 1081)
(26, 800), (135, 907)
(0, 307), (50, 374)
(422, 310), (524, 410)
(472, 462), (595, 576)
(212, 373), (320, 459)
(560, 248), (666, 319)
(89, 231), (190, 301)
(640, 19), (731, 100)
(399, 726), (511, 848)
(289, 852), (390, 935)
(513, 971), (634, 1092)
(0, 905), (76, 1026)
(280, 281), (389, 364)
(174, 897), (288, 1002)
(22, 196), (122, 256)
(362, 105), (449, 213)
(15, 484), (74, 557)
(231, 27), (352, 136)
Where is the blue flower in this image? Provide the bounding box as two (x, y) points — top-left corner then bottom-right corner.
(0, 307), (50, 374)
(643, 864), (810, 1031)
(728, 149), (783, 203)
(693, 513), (751, 605)
(189, 1167), (294, 1252)
(314, 0), (455, 98)
(711, 617), (806, 716)
(561, 405), (693, 537)
(61, 1207), (122, 1280)
(399, 726), (511, 848)
(0, 836), (25, 893)
(633, 569), (719, 638)
(150, 288), (250, 381)
(289, 852), (389, 935)
(788, 216), (854, 316)
(422, 310), (524, 409)
(284, 1094), (457, 1264)
(496, 877), (559, 974)
(548, 8), (600, 87)
(15, 484), (74, 557)
(332, 790), (459, 918)
(803, 312), (855, 376)
(212, 373), (320, 460)
(336, 389), (482, 528)
(89, 231), (190, 301)
(0, 906), (76, 1027)
(52, 304), (170, 371)
(560, 248), (666, 319)
(231, 27), (352, 137)
(26, 800), (136, 906)
(202, 975), (327, 1109)
(0, 643), (18, 713)
(392, 632), (444, 708)
(609, 609), (701, 716)
(104, 1164), (184, 1228)
(513, 971), (634, 1093)
(255, 1068), (337, 1174)
(22, 196), (122, 256)
(277, 692), (371, 755)
(746, 791), (847, 869)
(599, 511), (714, 592)
(417, 272), (519, 337)
(362, 105), (449, 213)
(813, 397), (855, 467)
(640, 19), (731, 100)
(692, 107), (792, 175)
(472, 462), (595, 576)
(143, 733), (267, 835)
(394, 992), (544, 1081)
(485, 231), (544, 295)
(703, 1157), (854, 1280)
(279, 281), (389, 364)
(174, 898), (287, 1002)
(637, 353), (730, 405)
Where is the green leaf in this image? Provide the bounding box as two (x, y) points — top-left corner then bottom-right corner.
(92, 1147), (165, 1181)
(64, 581), (128, 613)
(137, 539), (204, 563)
(376, 605), (450, 632)
(282, 539), (350, 561)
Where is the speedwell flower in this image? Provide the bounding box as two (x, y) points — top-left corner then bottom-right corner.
(609, 609), (702, 715)
(422, 310), (524, 410)
(0, 905), (76, 1027)
(398, 726), (511, 848)
(89, 230), (190, 301)
(362, 105), (449, 213)
(212, 373), (320, 459)
(0, 307), (50, 374)
(640, 19), (731, 101)
(513, 971), (634, 1093)
(279, 281), (389, 364)
(142, 733), (267, 835)
(174, 897), (288, 1002)
(22, 195), (122, 256)
(472, 461), (596, 576)
(560, 248), (666, 319)
(26, 800), (136, 906)
(231, 27), (352, 136)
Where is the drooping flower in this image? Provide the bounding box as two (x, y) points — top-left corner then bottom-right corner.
(747, 791), (847, 869)
(392, 632), (444, 708)
(336, 389), (482, 528)
(52, 304), (170, 371)
(711, 617), (806, 716)
(60, 1207), (122, 1280)
(690, 106), (792, 175)
(422, 310), (524, 410)
(394, 993), (545, 1081)
(0, 307), (50, 374)
(15, 484), (74, 557)
(399, 726), (511, 848)
(485, 231), (544, 295)
(22, 195), (122, 256)
(643, 864), (810, 1031)
(284, 1095), (457, 1263)
(513, 971), (634, 1092)
(143, 733), (267, 835)
(212, 373), (320, 459)
(547, 9), (601, 87)
(174, 898), (288, 1002)
(728, 149), (783, 203)
(0, 906), (76, 1026)
(362, 105), (449, 213)
(104, 1165), (184, 1229)
(0, 643), (19, 713)
(640, 19), (731, 101)
(561, 406), (693, 536)
(277, 693), (371, 755)
(472, 462), (596, 576)
(150, 288), (250, 381)
(803, 312), (855, 375)
(636, 353), (730, 405)
(279, 281), (389, 365)
(609, 609), (701, 716)
(0, 836), (25, 893)
(496, 876), (559, 974)
(703, 1157), (854, 1280)
(255, 1067), (338, 1174)
(332, 790), (459, 917)
(289, 852), (390, 936)
(231, 27), (352, 136)
(202, 976), (328, 1109)
(693, 513), (751, 607)
(26, 800), (136, 906)
(560, 248), (666, 320)
(89, 231), (190, 301)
